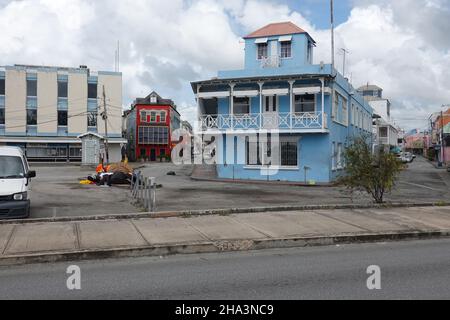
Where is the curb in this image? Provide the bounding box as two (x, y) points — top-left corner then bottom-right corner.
(190, 175), (335, 187)
(1, 230), (449, 267)
(1, 202), (450, 225)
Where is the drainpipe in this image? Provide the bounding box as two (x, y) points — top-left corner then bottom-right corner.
(197, 84), (202, 130)
(320, 78), (325, 130)
(289, 80), (294, 129)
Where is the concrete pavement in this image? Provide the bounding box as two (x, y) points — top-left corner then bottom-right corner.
(1, 239), (449, 299)
(1, 205), (450, 265)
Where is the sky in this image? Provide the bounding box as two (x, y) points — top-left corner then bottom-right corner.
(0, 0), (449, 131)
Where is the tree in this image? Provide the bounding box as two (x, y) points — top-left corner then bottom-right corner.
(339, 136), (404, 203)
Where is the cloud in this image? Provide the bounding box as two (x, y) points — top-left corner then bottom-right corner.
(0, 0), (449, 130)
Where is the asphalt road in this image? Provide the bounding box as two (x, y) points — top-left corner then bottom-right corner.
(0, 239), (449, 300)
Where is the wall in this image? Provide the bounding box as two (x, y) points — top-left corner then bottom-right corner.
(37, 70), (58, 134)
(68, 72), (88, 135)
(97, 72), (122, 136)
(5, 68), (26, 134)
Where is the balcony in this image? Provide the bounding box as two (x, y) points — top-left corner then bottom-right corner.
(199, 112), (328, 133)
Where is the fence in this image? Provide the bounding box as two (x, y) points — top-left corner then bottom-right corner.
(130, 171), (156, 212)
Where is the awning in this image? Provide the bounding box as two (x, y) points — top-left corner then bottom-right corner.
(262, 88), (289, 96)
(197, 91), (230, 99)
(233, 90), (259, 98)
(255, 38), (268, 44)
(292, 87), (321, 95)
(278, 35), (292, 42)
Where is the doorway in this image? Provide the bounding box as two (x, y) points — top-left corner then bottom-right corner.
(150, 148), (156, 161)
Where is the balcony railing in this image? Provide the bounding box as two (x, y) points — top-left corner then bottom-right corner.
(261, 55), (280, 68)
(199, 112), (327, 132)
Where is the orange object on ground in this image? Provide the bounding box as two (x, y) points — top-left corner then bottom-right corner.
(96, 164), (105, 173)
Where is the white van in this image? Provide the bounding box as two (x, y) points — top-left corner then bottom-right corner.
(0, 146), (36, 219)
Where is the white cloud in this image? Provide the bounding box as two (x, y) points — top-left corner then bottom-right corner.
(0, 0), (449, 130)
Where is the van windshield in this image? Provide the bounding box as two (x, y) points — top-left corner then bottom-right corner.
(0, 156), (25, 179)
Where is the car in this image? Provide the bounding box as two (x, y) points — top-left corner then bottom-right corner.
(0, 146), (36, 219)
(404, 152), (414, 163)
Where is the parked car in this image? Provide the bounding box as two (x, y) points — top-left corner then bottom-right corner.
(0, 146), (36, 219)
(402, 152), (414, 163)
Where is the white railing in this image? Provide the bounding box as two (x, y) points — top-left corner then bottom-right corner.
(261, 55), (280, 68)
(199, 112), (326, 132)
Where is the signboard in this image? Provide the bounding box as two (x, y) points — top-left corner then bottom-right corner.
(444, 123), (450, 134)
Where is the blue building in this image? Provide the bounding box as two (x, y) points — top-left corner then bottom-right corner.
(191, 22), (373, 183)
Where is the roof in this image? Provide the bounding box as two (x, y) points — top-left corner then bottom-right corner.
(0, 146), (24, 157)
(244, 22), (309, 39)
(77, 132), (105, 140)
(131, 91), (180, 115)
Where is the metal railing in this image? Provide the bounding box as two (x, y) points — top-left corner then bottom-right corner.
(130, 171), (156, 212)
(261, 55), (281, 68)
(199, 112), (326, 131)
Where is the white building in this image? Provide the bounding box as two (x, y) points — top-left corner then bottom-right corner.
(0, 64), (126, 162)
(357, 84), (400, 150)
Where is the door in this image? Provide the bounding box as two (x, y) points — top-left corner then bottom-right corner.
(263, 95), (278, 129)
(150, 148), (156, 161)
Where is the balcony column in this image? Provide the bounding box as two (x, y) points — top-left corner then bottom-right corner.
(258, 81), (264, 128)
(229, 83), (235, 130)
(320, 78), (325, 130)
(197, 84), (202, 129)
(288, 80), (294, 129)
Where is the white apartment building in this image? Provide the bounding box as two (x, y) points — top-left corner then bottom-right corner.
(357, 84), (400, 150)
(0, 64), (126, 162)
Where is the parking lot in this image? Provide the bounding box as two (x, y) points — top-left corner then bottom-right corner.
(25, 157), (450, 219)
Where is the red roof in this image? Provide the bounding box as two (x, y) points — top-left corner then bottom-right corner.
(243, 22), (307, 39)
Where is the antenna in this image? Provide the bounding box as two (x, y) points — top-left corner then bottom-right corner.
(114, 40), (120, 72)
(330, 0), (335, 75)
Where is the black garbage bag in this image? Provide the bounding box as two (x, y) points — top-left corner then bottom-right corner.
(110, 171), (131, 185)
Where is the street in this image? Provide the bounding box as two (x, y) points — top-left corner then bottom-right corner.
(0, 238), (449, 300)
(27, 156), (450, 219)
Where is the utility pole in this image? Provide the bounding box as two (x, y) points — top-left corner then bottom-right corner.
(102, 85), (110, 164)
(330, 0), (335, 74)
(340, 48), (349, 78)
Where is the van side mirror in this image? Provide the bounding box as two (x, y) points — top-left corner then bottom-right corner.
(26, 171), (36, 179)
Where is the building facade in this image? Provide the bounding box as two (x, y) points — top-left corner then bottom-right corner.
(125, 91), (181, 162)
(429, 108), (450, 165)
(0, 64), (125, 162)
(191, 22), (373, 183)
(357, 84), (399, 151)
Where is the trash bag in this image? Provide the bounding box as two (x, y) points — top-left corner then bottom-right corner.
(110, 171), (131, 185)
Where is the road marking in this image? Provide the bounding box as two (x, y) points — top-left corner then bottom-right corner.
(400, 181), (443, 192)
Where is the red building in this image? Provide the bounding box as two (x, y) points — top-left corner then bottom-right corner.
(125, 91), (181, 161)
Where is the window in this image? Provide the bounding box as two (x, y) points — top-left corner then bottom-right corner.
(0, 79), (5, 95)
(265, 96), (277, 112)
(88, 83), (97, 99)
(160, 111), (166, 122)
(150, 95), (157, 103)
(58, 110), (68, 126)
(233, 97), (250, 115)
(246, 135), (297, 167)
(27, 80), (37, 97)
(332, 142), (336, 170)
(333, 92), (339, 119)
(280, 41), (292, 58)
(337, 143), (343, 169)
(257, 43), (268, 60)
(140, 111), (148, 123)
(58, 81), (68, 98)
(27, 109), (37, 125)
(342, 97), (348, 126)
(0, 108), (4, 125)
(150, 112), (157, 122)
(280, 140), (297, 166)
(294, 94), (315, 113)
(138, 126), (169, 144)
(87, 111), (97, 127)
(379, 127), (388, 138)
(307, 42), (313, 63)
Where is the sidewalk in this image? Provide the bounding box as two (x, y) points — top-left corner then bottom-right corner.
(1, 206), (450, 266)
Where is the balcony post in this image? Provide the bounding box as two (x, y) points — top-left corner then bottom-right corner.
(258, 81), (264, 129)
(197, 84), (202, 129)
(288, 80), (294, 129)
(320, 78), (325, 130)
(230, 83), (235, 130)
